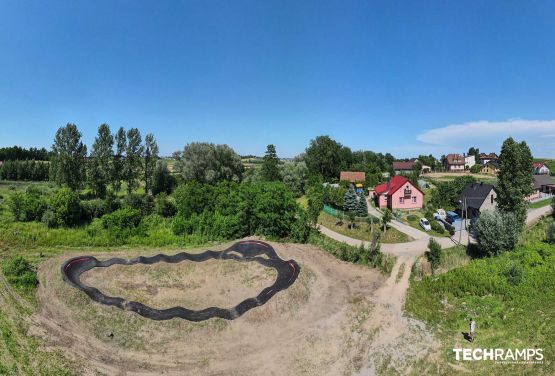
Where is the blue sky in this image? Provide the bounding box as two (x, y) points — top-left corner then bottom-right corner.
(1, 0), (555, 158)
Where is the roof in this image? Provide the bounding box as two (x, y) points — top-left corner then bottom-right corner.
(479, 152), (498, 159)
(482, 160), (499, 169)
(340, 171), (365, 182)
(374, 175), (425, 196)
(533, 175), (553, 190)
(445, 154), (465, 165)
(458, 183), (495, 210)
(533, 162), (548, 169)
(392, 161), (416, 171)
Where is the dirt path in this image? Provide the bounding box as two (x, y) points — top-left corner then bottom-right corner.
(355, 255), (437, 375)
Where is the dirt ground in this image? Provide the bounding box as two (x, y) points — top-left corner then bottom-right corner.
(31, 241), (390, 376)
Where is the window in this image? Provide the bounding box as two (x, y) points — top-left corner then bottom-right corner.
(399, 197), (404, 204)
(491, 194), (494, 204)
(412, 196), (417, 203)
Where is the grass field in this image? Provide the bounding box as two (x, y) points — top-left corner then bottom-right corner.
(528, 197), (553, 209)
(406, 218), (555, 375)
(318, 211), (410, 243)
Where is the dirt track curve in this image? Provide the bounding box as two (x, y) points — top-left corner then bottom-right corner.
(61, 240), (300, 322)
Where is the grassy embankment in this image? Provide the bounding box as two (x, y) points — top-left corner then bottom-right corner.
(405, 217), (555, 375)
(317, 211), (410, 243)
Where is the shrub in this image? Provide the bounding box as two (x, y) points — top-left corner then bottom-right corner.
(425, 238), (442, 274)
(155, 193), (177, 217)
(2, 256), (37, 291)
(102, 208), (142, 231)
(8, 190), (47, 222)
(290, 208), (311, 243)
(81, 199), (109, 220)
(475, 210), (521, 256)
(123, 193), (154, 216)
(46, 187), (82, 227)
(431, 220), (445, 234)
(547, 222), (555, 244)
(407, 214), (418, 222)
(502, 262), (523, 286)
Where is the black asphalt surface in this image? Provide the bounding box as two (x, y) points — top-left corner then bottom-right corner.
(61, 240), (300, 321)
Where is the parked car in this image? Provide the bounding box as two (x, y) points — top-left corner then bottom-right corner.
(446, 211), (461, 224)
(419, 218), (432, 231)
(433, 209), (447, 220)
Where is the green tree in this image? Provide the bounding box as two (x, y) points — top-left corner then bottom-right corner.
(382, 208), (392, 233)
(113, 127), (127, 193)
(143, 133), (159, 195)
(261, 144), (281, 181)
(496, 137), (533, 228)
(88, 124), (114, 198)
(152, 160), (176, 195)
(281, 161), (308, 197)
(343, 187), (358, 213)
(177, 142), (244, 184)
(306, 180), (325, 227)
(356, 193), (368, 217)
(474, 210), (521, 256)
(124, 128), (143, 194)
(50, 123), (87, 190)
(425, 238), (442, 274)
(304, 135), (343, 181)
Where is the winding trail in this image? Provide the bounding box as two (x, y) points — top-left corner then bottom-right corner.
(320, 203), (553, 374)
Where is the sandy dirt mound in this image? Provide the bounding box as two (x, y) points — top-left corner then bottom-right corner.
(31, 240), (385, 376)
(80, 258), (277, 310)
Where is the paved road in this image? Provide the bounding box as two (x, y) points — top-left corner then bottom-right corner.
(320, 202), (552, 258)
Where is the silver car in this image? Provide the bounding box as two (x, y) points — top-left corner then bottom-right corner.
(419, 218), (432, 231)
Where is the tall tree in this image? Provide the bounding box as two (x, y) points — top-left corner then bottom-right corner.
(304, 135), (343, 181)
(496, 137), (533, 228)
(343, 187), (358, 214)
(261, 144), (281, 181)
(356, 193), (368, 217)
(177, 142), (243, 184)
(124, 128), (143, 194)
(113, 127), (127, 193)
(50, 123), (87, 190)
(88, 124), (114, 197)
(143, 133), (159, 195)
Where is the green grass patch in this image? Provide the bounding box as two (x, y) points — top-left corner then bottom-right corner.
(317, 211), (410, 243)
(528, 198), (552, 209)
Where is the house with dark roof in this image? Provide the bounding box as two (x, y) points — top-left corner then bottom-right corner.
(479, 152), (499, 165)
(526, 175), (555, 201)
(444, 154), (465, 172)
(458, 182), (497, 218)
(392, 161), (416, 174)
(480, 160), (499, 175)
(372, 176), (424, 210)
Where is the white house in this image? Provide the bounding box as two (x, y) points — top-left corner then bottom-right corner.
(533, 162), (550, 175)
(464, 154), (475, 169)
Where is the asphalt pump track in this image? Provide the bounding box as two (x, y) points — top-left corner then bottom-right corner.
(61, 240), (300, 321)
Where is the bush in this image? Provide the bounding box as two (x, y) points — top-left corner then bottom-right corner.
(2, 256), (37, 291)
(290, 208), (311, 243)
(81, 199), (109, 220)
(475, 210), (521, 256)
(123, 193), (154, 216)
(8, 189), (47, 222)
(407, 214), (418, 222)
(431, 220), (445, 234)
(547, 222), (555, 244)
(155, 193), (177, 217)
(45, 187), (82, 227)
(425, 238), (442, 274)
(102, 208), (142, 231)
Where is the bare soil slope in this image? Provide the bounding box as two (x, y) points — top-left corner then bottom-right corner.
(32, 241), (385, 376)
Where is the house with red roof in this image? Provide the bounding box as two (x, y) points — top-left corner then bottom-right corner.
(372, 176), (424, 210)
(339, 171), (365, 183)
(533, 162), (550, 175)
(444, 154), (465, 172)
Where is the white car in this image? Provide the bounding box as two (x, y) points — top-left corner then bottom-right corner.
(419, 218), (432, 231)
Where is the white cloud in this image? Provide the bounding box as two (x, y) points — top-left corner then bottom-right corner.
(416, 119), (555, 157)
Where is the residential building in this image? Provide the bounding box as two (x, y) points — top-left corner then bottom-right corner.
(464, 154), (476, 169)
(372, 176), (424, 210)
(458, 182), (497, 218)
(533, 162), (550, 175)
(526, 175), (555, 201)
(392, 161), (416, 174)
(444, 154), (465, 172)
(339, 171), (365, 183)
(479, 152), (499, 165)
(480, 161), (499, 175)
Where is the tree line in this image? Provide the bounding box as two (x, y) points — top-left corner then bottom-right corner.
(0, 160), (49, 181)
(0, 146), (50, 161)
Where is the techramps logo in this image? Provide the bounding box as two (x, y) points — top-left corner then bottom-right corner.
(453, 348), (544, 365)
(61, 240), (300, 322)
